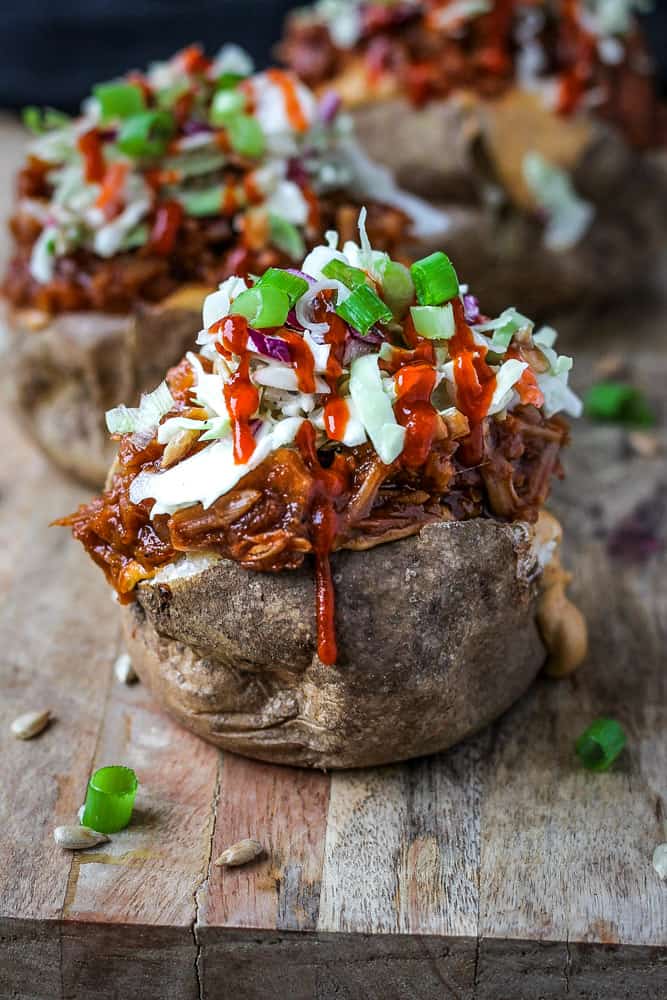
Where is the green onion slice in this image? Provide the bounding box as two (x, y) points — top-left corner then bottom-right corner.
(232, 285), (290, 329)
(178, 186), (225, 217)
(215, 72), (247, 90)
(322, 258), (368, 290)
(227, 114), (265, 158)
(22, 106), (70, 134)
(210, 88), (246, 125)
(410, 251), (459, 306)
(380, 259), (414, 317)
(94, 82), (146, 121)
(257, 268), (309, 307)
(82, 765), (138, 834)
(410, 304), (455, 340)
(269, 215), (306, 260)
(584, 382), (654, 427)
(575, 718), (626, 772)
(336, 283), (392, 336)
(117, 110), (176, 158)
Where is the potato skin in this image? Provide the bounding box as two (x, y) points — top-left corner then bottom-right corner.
(3, 285), (208, 488)
(356, 93), (667, 316)
(122, 519), (546, 769)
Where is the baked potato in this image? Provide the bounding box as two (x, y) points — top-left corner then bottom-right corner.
(2, 45), (427, 487)
(59, 222), (587, 767)
(121, 512), (583, 768)
(280, 1), (667, 315)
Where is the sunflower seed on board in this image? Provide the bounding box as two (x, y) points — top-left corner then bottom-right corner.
(627, 431), (661, 459)
(114, 653), (138, 685)
(53, 825), (110, 850)
(10, 709), (51, 740)
(214, 839), (264, 868)
(653, 843), (667, 880)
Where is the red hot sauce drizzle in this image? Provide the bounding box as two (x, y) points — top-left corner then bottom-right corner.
(265, 69), (309, 132)
(212, 315), (259, 465)
(318, 296), (350, 443)
(295, 295), (356, 662)
(77, 128), (106, 184)
(296, 421), (351, 666)
(393, 362), (439, 468)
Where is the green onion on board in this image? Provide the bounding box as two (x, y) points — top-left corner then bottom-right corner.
(584, 382), (655, 427)
(575, 718), (626, 772)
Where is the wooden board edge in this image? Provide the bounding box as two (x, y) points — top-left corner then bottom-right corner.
(3, 918), (665, 999)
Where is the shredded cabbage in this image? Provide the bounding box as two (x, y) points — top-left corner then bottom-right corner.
(106, 381), (175, 435)
(523, 153), (594, 251)
(105, 211), (581, 516)
(349, 354), (405, 465)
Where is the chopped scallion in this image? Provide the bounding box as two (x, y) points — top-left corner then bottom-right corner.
(336, 284), (392, 336)
(94, 82), (146, 121)
(82, 765), (138, 833)
(322, 258), (368, 290)
(257, 268), (309, 307)
(117, 110), (175, 158)
(215, 72), (246, 90)
(380, 259), (414, 317)
(269, 214), (305, 260)
(584, 382), (654, 427)
(411, 251), (459, 306)
(210, 88), (246, 126)
(22, 106), (70, 134)
(410, 304), (455, 340)
(575, 718), (626, 772)
(227, 114), (265, 158)
(232, 285), (290, 329)
(178, 186), (224, 217)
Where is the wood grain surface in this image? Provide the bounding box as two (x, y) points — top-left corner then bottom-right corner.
(1, 119), (666, 999)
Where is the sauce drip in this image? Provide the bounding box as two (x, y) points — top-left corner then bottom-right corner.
(309, 292), (350, 444)
(393, 363), (439, 468)
(221, 184), (239, 217)
(557, 0), (596, 115)
(77, 129), (105, 184)
(266, 69), (309, 132)
(212, 315), (259, 465)
(278, 329), (316, 393)
(506, 346), (545, 409)
(177, 44), (211, 76)
(448, 299), (497, 427)
(296, 421), (350, 666)
(95, 162), (129, 220)
(323, 397), (349, 441)
(148, 200), (183, 255)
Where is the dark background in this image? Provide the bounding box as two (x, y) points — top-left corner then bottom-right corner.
(0, 1), (665, 111)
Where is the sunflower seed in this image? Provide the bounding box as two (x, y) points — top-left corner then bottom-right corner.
(628, 431), (660, 459)
(653, 843), (667, 880)
(214, 839), (263, 868)
(10, 709), (51, 740)
(114, 653), (138, 685)
(53, 825), (110, 850)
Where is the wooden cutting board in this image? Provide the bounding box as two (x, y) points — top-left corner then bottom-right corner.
(0, 117), (665, 1000)
(1, 297), (665, 1000)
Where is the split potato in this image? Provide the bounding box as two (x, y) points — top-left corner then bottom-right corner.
(3, 285), (208, 488)
(121, 515), (571, 769)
